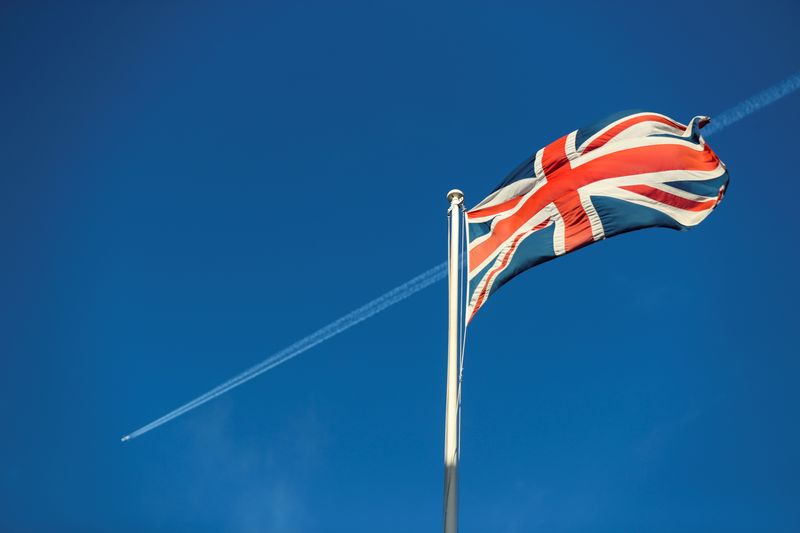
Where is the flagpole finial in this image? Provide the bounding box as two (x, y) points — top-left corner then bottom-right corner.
(447, 189), (464, 204)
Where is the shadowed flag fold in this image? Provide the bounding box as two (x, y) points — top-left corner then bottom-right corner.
(466, 111), (729, 321)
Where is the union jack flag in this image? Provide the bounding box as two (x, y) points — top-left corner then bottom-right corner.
(466, 111), (728, 321)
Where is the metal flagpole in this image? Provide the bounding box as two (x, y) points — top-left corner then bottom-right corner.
(444, 189), (464, 533)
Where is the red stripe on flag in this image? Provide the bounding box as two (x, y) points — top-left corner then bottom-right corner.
(541, 134), (569, 177)
(554, 192), (595, 252)
(469, 218), (552, 321)
(620, 184), (716, 212)
(583, 114), (685, 154)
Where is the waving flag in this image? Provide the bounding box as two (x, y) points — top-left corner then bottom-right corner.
(466, 111), (728, 321)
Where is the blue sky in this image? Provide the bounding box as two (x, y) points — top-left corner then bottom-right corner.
(1, 1), (799, 531)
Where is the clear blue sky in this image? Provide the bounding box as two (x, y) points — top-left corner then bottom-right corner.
(1, 1), (799, 531)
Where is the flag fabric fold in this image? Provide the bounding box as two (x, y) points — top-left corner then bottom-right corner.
(466, 111), (728, 321)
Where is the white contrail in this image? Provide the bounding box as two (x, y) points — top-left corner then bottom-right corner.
(122, 70), (800, 442)
(121, 261), (448, 441)
(703, 70), (800, 137)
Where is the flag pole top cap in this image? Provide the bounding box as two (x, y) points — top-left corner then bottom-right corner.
(447, 189), (464, 204)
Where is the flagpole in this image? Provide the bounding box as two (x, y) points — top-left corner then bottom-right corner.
(444, 189), (464, 533)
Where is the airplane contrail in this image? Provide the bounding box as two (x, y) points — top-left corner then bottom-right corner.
(702, 70), (800, 137)
(121, 261), (448, 441)
(122, 70), (800, 442)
